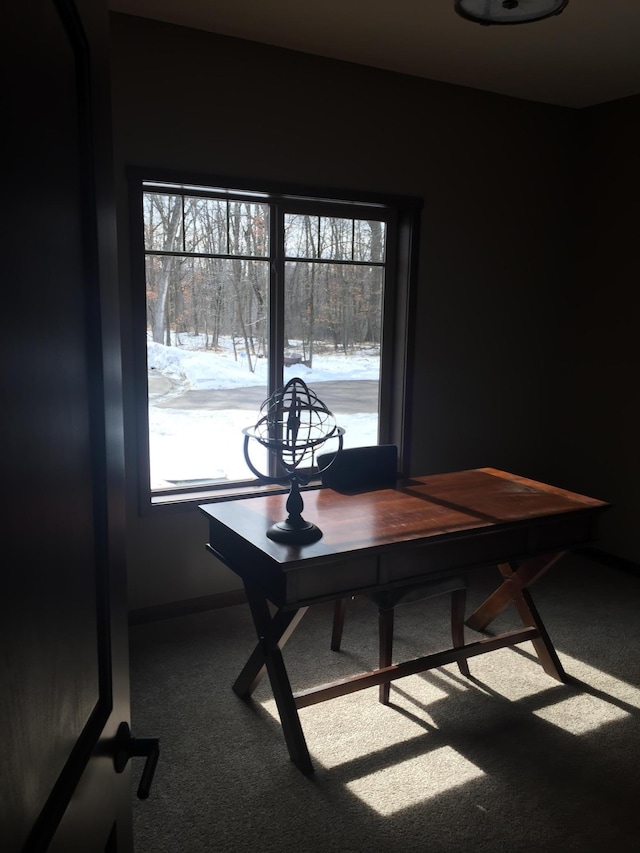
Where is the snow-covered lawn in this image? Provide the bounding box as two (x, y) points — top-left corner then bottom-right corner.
(147, 337), (380, 489)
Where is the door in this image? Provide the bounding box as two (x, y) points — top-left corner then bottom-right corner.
(2, 1), (139, 850)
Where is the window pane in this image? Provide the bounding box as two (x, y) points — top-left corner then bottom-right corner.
(318, 216), (353, 260)
(184, 196), (228, 254)
(144, 192), (183, 252)
(227, 201), (270, 257)
(284, 213), (318, 258)
(354, 219), (386, 263)
(145, 194), (271, 257)
(284, 213), (386, 263)
(283, 261), (383, 458)
(146, 256), (269, 489)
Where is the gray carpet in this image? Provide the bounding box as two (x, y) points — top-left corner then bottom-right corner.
(129, 554), (640, 852)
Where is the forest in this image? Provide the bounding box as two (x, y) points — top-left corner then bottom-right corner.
(143, 190), (388, 372)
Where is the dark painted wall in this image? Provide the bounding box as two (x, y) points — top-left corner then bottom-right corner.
(556, 96), (640, 560)
(109, 14), (637, 610)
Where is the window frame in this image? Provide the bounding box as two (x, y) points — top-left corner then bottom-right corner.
(127, 167), (422, 514)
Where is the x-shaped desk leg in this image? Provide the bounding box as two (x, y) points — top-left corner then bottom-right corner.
(465, 552), (567, 682)
(233, 582), (313, 774)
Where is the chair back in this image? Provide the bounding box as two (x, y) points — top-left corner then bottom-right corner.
(318, 445), (398, 492)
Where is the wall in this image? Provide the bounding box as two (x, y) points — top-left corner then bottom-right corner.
(109, 13), (633, 612)
(557, 95), (640, 561)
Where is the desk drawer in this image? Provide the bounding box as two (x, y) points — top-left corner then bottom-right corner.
(287, 555), (378, 604)
(380, 528), (527, 583)
(527, 513), (595, 552)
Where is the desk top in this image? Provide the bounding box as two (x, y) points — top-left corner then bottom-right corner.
(200, 468), (608, 573)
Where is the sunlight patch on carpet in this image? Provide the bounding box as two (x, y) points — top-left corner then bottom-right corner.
(533, 693), (630, 735)
(530, 652), (640, 735)
(345, 746), (485, 815)
(261, 690), (433, 769)
(460, 644), (561, 700)
(559, 653), (640, 709)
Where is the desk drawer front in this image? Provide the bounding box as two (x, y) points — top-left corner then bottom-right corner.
(291, 556), (378, 604)
(380, 528), (526, 583)
(527, 513), (596, 552)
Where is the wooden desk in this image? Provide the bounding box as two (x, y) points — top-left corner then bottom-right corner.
(200, 468), (608, 774)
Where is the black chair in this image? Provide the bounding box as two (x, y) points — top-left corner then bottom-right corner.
(317, 445), (470, 703)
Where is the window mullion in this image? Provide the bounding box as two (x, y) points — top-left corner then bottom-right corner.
(181, 195), (186, 252)
(268, 203), (285, 478)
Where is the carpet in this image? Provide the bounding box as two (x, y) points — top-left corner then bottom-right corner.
(129, 553), (640, 852)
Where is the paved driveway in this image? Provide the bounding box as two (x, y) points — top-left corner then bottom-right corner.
(151, 379), (379, 415)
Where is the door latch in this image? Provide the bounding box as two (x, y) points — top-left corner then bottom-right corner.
(113, 722), (160, 800)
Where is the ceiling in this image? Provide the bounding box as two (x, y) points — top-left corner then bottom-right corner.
(109, 1), (640, 109)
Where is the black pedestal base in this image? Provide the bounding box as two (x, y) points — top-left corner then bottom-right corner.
(266, 519), (323, 544)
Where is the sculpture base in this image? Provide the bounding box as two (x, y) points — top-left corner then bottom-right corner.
(266, 519), (323, 544)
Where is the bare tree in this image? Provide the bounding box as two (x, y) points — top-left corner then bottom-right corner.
(144, 192), (386, 369)
(145, 194), (183, 344)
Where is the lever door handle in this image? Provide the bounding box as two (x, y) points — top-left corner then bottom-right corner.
(113, 721), (160, 799)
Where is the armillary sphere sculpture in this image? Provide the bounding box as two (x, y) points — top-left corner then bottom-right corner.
(243, 377), (345, 543)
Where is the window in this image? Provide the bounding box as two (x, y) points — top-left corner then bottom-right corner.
(128, 170), (422, 507)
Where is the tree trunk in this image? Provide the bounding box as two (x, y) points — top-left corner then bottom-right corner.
(150, 200), (182, 343)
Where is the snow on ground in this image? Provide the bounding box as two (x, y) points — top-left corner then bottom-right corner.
(147, 337), (379, 489)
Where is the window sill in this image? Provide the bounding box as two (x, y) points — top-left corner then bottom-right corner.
(144, 480), (323, 515)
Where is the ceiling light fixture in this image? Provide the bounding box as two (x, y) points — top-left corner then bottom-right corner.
(454, 0), (569, 26)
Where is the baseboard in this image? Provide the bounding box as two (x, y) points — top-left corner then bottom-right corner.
(577, 546), (640, 577)
(128, 588), (247, 625)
